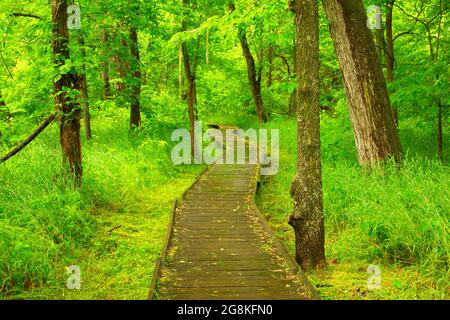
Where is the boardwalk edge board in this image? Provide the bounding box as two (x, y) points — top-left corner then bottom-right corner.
(148, 165), (210, 300)
(148, 163), (319, 300)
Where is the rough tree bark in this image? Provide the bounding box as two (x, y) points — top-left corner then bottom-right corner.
(77, 33), (92, 140)
(51, 0), (82, 185)
(129, 27), (142, 129)
(323, 0), (403, 166)
(228, 3), (266, 125)
(289, 36), (297, 117)
(288, 0), (326, 271)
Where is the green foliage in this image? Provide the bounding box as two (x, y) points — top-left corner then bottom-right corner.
(0, 0), (448, 300)
(255, 116), (449, 300)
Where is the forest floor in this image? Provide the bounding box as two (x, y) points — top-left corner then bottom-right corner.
(0, 110), (448, 300)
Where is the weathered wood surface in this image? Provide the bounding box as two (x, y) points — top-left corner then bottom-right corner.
(149, 163), (319, 300)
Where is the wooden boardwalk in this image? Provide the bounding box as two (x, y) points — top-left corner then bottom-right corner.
(149, 161), (319, 300)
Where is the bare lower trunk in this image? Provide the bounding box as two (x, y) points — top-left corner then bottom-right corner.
(52, 0), (82, 186)
(288, 0), (326, 271)
(77, 34), (92, 140)
(323, 0), (402, 166)
(129, 27), (142, 129)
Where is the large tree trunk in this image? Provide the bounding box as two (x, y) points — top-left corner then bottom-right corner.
(77, 34), (92, 140)
(385, 0), (398, 126)
(100, 30), (112, 100)
(323, 0), (402, 166)
(129, 27), (142, 129)
(288, 0), (326, 271)
(51, 0), (82, 186)
(289, 36), (297, 117)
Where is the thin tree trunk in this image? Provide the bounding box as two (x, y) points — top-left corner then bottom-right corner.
(288, 0), (326, 271)
(77, 34), (92, 140)
(51, 0), (82, 186)
(385, 0), (398, 126)
(437, 99), (443, 162)
(100, 30), (112, 100)
(113, 37), (129, 92)
(129, 27), (142, 129)
(228, 2), (266, 125)
(0, 90), (11, 137)
(323, 0), (402, 166)
(182, 0), (200, 161)
(239, 30), (266, 125)
(268, 46), (274, 88)
(206, 29), (209, 66)
(182, 41), (197, 161)
(0, 91), (5, 108)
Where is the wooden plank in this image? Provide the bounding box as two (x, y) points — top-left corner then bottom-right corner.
(149, 159), (317, 300)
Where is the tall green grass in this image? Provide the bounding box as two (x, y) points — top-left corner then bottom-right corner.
(255, 116), (449, 299)
(0, 109), (202, 299)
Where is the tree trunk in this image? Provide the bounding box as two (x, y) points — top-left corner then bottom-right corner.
(437, 99), (443, 162)
(289, 36), (297, 117)
(100, 30), (112, 100)
(113, 37), (129, 92)
(228, 2), (266, 125)
(129, 27), (142, 129)
(239, 30), (266, 125)
(77, 34), (92, 140)
(323, 0), (402, 166)
(385, 0), (398, 126)
(182, 0), (200, 161)
(268, 46), (274, 88)
(182, 41), (197, 161)
(0, 90), (5, 108)
(288, 0), (326, 271)
(51, 0), (82, 186)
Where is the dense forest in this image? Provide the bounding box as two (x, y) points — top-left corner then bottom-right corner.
(0, 0), (448, 300)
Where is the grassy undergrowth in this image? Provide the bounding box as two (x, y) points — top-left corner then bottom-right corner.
(254, 116), (449, 300)
(0, 110), (203, 299)
(1, 108), (448, 300)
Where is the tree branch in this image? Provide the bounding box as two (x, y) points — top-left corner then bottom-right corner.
(10, 12), (43, 20)
(0, 113), (56, 164)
